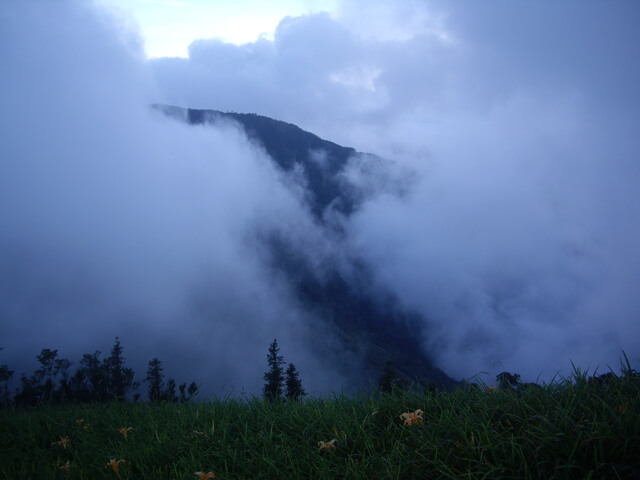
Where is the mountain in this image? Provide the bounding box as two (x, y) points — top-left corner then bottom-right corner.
(155, 104), (369, 219)
(154, 104), (458, 390)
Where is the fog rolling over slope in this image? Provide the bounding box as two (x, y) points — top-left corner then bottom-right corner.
(154, 104), (455, 389)
(0, 0), (448, 395)
(1, 0), (640, 396)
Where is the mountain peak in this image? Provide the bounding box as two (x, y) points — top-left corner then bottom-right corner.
(153, 103), (458, 390)
(154, 104), (361, 218)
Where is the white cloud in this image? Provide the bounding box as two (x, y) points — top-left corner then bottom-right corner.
(99, 0), (339, 57)
(0, 0), (348, 395)
(148, 0), (640, 380)
(2, 0), (639, 390)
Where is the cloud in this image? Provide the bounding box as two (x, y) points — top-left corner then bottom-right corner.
(147, 0), (640, 381)
(340, 2), (640, 380)
(344, 95), (640, 380)
(149, 11), (366, 137)
(2, 0), (639, 393)
(0, 0), (348, 395)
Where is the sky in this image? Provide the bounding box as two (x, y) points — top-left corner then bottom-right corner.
(1, 0), (639, 395)
(99, 0), (339, 58)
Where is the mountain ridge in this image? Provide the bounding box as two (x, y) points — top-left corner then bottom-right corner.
(154, 103), (459, 390)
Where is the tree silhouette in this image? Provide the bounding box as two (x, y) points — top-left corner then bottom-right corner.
(0, 364), (12, 407)
(179, 381), (199, 403)
(144, 357), (197, 402)
(69, 351), (108, 402)
(3, 340), (199, 407)
(165, 379), (177, 403)
(105, 337), (137, 401)
(15, 349), (70, 405)
(0, 348), (13, 407)
(496, 372), (521, 390)
(378, 360), (407, 393)
(263, 339), (285, 401)
(146, 358), (165, 402)
(285, 363), (306, 400)
(36, 349), (60, 403)
(55, 357), (73, 402)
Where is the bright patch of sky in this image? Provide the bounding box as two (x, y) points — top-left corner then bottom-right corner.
(99, 0), (338, 58)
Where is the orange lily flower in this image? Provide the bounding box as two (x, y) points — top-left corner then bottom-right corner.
(399, 409), (424, 426)
(194, 472), (216, 479)
(118, 426), (134, 438)
(60, 460), (71, 472)
(51, 436), (71, 448)
(616, 403), (630, 414)
(318, 439), (337, 452)
(106, 458), (125, 474)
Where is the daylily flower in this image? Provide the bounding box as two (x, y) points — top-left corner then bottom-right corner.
(60, 461), (71, 472)
(106, 458), (125, 474)
(616, 403), (630, 414)
(51, 436), (71, 448)
(194, 472), (216, 479)
(318, 439), (337, 452)
(118, 426), (133, 438)
(76, 419), (84, 425)
(399, 409), (424, 426)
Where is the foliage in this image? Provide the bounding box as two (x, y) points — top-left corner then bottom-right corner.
(496, 371), (521, 389)
(106, 337), (138, 401)
(7, 338), (197, 407)
(69, 351), (109, 402)
(285, 363), (306, 400)
(263, 339), (285, 401)
(145, 358), (199, 403)
(14, 348), (67, 406)
(146, 358), (165, 402)
(0, 347), (13, 408)
(378, 360), (408, 393)
(1, 363), (638, 479)
(263, 340), (307, 403)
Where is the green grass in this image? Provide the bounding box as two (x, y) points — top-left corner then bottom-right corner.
(1, 374), (639, 479)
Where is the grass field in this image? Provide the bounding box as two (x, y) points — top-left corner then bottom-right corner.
(1, 369), (639, 479)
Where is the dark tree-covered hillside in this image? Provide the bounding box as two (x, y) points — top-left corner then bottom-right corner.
(154, 104), (459, 391)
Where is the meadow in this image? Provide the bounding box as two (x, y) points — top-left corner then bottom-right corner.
(1, 368), (639, 479)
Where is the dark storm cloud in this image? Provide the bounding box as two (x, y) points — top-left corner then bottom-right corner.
(0, 0), (349, 396)
(148, 0), (640, 382)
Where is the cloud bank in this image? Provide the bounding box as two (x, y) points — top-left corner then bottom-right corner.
(1, 0), (639, 392)
(0, 0), (347, 395)
(149, 0), (640, 381)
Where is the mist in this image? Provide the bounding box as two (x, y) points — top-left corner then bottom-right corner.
(1, 0), (639, 393)
(148, 0), (640, 382)
(0, 0), (349, 396)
